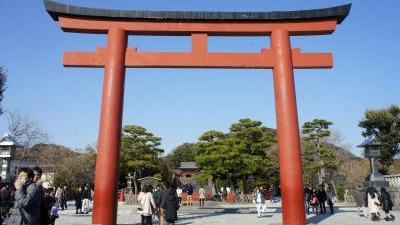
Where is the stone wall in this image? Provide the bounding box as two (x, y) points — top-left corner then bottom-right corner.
(387, 187), (400, 209)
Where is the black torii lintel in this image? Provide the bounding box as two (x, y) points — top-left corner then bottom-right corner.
(44, 0), (351, 24)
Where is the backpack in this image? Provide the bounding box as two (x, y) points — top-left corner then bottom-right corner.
(153, 191), (161, 205)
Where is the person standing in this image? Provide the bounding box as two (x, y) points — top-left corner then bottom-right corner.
(309, 189), (319, 214)
(269, 184), (276, 203)
(380, 187), (395, 221)
(198, 186), (206, 207)
(81, 186), (91, 214)
(304, 186), (312, 215)
(60, 186), (68, 211)
(176, 186), (182, 206)
(8, 167), (42, 225)
(354, 185), (367, 217)
(55, 187), (62, 207)
(32, 166), (51, 225)
(186, 183), (193, 206)
(316, 185), (327, 214)
(74, 187), (83, 214)
(325, 186), (336, 214)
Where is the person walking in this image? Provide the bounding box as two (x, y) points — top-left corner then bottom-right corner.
(354, 185), (367, 217)
(198, 186), (206, 207)
(367, 188), (381, 221)
(140, 185), (156, 225)
(163, 176), (179, 225)
(253, 188), (265, 218)
(49, 201), (59, 225)
(159, 182), (170, 225)
(380, 187), (395, 221)
(8, 167), (42, 225)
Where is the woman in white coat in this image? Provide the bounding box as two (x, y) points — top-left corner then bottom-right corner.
(140, 185), (156, 225)
(367, 188), (381, 221)
(253, 187), (265, 218)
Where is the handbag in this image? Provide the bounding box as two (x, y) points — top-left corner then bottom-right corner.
(137, 206), (143, 214)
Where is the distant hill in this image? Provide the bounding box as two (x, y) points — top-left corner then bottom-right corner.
(14, 143), (80, 165)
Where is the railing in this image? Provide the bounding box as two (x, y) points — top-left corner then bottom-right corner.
(384, 174), (400, 188)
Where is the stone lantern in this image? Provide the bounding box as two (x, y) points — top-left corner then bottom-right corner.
(126, 172), (133, 190)
(357, 134), (389, 188)
(0, 133), (24, 182)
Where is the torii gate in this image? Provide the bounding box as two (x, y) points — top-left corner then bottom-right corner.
(44, 1), (350, 225)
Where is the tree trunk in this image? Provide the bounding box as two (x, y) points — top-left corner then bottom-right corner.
(133, 171), (137, 195)
(208, 177), (216, 197)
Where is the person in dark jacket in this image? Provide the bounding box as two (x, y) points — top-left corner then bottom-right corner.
(304, 186), (312, 215)
(186, 183), (193, 206)
(316, 185), (327, 214)
(159, 181), (171, 225)
(32, 166), (51, 225)
(75, 187), (83, 214)
(162, 175), (179, 225)
(8, 167), (42, 225)
(380, 187), (395, 221)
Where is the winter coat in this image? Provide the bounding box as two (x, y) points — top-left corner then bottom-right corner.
(8, 182), (42, 225)
(368, 192), (381, 214)
(162, 189), (179, 222)
(75, 191), (83, 207)
(326, 190), (336, 206)
(198, 187), (206, 199)
(140, 192), (156, 216)
(380, 191), (393, 212)
(254, 191), (265, 204)
(316, 190), (327, 203)
(304, 188), (312, 202)
(354, 187), (365, 207)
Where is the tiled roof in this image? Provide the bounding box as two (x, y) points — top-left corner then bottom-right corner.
(180, 162), (198, 169)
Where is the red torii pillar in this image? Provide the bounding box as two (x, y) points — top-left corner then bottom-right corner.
(45, 1), (350, 224)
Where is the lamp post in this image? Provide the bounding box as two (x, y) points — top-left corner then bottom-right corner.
(0, 133), (24, 183)
(357, 135), (389, 188)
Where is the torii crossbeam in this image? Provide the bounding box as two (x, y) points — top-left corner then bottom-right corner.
(44, 1), (350, 224)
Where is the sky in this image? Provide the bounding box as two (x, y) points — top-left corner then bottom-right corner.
(0, 0), (399, 156)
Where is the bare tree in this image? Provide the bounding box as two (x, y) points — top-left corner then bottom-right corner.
(6, 109), (49, 148)
(0, 66), (7, 115)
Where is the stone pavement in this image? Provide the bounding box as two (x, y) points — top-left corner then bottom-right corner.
(30, 200), (399, 225)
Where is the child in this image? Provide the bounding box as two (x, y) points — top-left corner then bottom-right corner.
(50, 203), (59, 225)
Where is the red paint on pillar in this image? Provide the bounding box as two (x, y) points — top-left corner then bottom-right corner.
(271, 29), (306, 225)
(92, 28), (127, 225)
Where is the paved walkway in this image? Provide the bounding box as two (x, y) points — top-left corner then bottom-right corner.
(31, 200), (399, 225)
